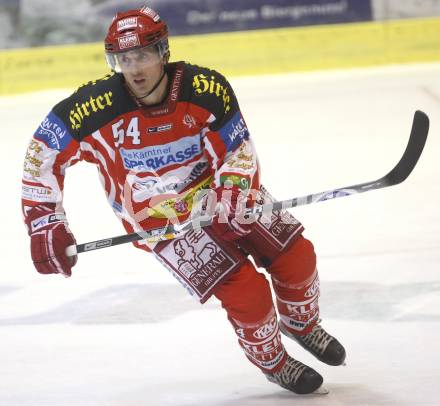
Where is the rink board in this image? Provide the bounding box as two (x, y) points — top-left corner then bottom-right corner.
(1, 17), (440, 95)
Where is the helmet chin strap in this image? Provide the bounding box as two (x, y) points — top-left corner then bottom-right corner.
(135, 65), (167, 102)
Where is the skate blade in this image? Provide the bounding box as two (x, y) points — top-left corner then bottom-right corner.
(298, 386), (329, 396)
(312, 386), (329, 395)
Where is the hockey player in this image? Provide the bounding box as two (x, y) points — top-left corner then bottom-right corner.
(21, 6), (346, 394)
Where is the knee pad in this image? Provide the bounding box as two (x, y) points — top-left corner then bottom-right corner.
(269, 236), (317, 287)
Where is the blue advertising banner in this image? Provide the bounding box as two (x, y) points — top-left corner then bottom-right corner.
(0, 0), (373, 48)
(140, 0), (374, 35)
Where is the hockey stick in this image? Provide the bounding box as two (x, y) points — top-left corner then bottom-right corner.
(66, 110), (429, 256)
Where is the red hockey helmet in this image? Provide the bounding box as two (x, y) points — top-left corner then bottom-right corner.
(104, 6), (169, 73)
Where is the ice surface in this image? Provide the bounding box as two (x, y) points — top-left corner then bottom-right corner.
(1, 62), (440, 405)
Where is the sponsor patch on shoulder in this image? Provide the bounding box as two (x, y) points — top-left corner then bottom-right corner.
(219, 111), (249, 151)
(35, 111), (73, 151)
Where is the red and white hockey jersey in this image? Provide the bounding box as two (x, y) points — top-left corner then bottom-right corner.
(22, 62), (260, 250)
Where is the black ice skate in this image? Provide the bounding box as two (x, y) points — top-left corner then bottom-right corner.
(280, 321), (346, 366)
(265, 355), (324, 394)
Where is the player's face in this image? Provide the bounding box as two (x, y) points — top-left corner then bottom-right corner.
(118, 47), (164, 97)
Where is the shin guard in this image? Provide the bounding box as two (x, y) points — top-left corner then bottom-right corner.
(214, 261), (287, 373)
(274, 271), (320, 336)
(269, 237), (321, 336)
(229, 309), (287, 373)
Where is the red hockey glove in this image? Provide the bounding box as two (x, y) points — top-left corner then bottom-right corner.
(25, 206), (77, 277)
(210, 186), (256, 241)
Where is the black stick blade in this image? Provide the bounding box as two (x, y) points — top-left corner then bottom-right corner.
(384, 110), (429, 186)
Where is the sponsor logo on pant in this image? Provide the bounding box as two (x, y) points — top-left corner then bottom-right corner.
(156, 229), (240, 300)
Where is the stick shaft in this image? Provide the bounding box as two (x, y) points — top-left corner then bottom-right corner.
(67, 110), (429, 256)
